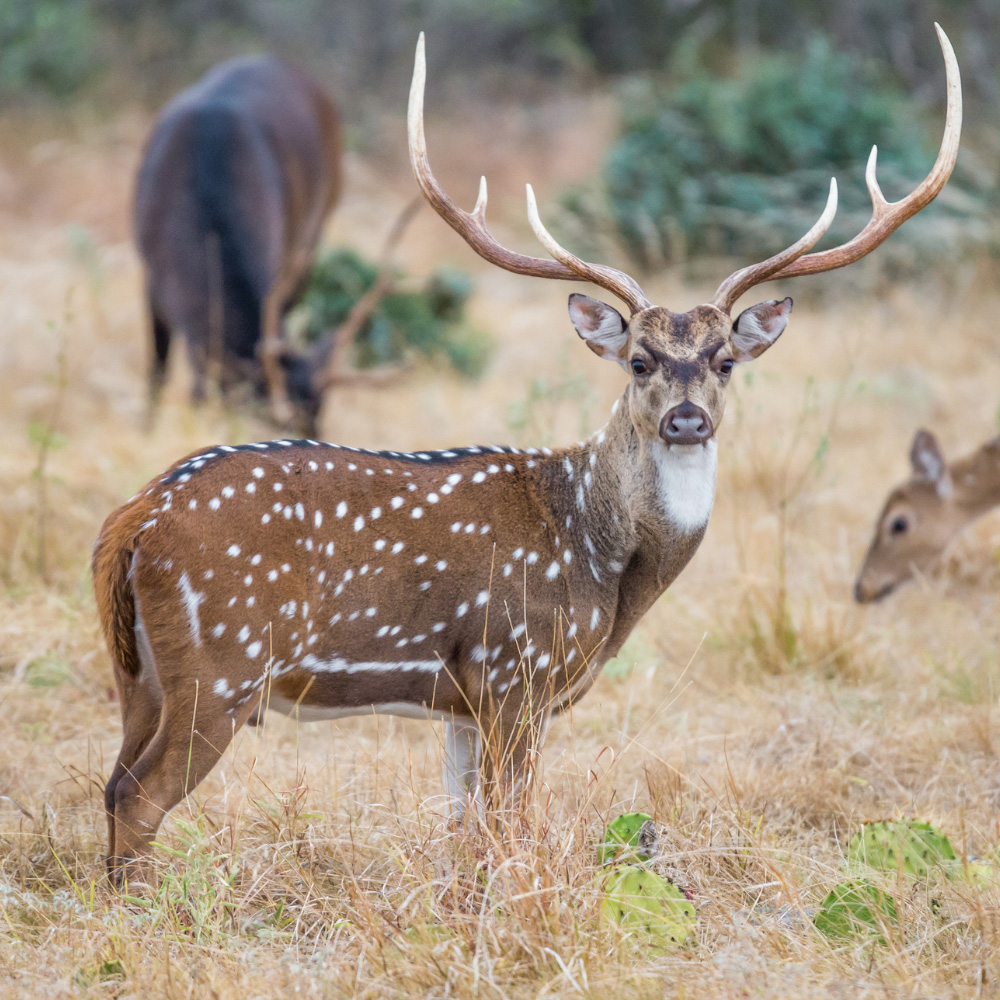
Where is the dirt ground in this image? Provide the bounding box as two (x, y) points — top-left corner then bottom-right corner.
(1, 95), (999, 998)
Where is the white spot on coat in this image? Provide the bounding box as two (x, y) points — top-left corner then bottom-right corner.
(176, 571), (205, 647)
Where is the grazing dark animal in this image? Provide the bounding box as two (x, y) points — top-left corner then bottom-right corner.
(135, 55), (342, 432)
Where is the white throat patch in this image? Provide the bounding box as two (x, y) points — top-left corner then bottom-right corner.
(651, 439), (718, 533)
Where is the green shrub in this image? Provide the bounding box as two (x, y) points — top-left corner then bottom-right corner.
(563, 37), (1000, 275)
(0, 1), (98, 99)
(297, 249), (492, 379)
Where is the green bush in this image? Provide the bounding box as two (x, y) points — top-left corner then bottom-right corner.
(0, 1), (98, 99)
(297, 249), (492, 379)
(563, 37), (1000, 275)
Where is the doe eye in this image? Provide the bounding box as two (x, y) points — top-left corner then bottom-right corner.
(630, 358), (647, 376)
(890, 515), (909, 536)
(719, 359), (734, 375)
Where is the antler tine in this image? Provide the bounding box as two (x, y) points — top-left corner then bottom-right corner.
(526, 184), (651, 314)
(408, 32), (651, 315)
(713, 23), (962, 311)
(711, 179), (838, 313)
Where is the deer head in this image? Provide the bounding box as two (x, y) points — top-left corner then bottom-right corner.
(408, 26), (961, 470)
(855, 430), (1000, 602)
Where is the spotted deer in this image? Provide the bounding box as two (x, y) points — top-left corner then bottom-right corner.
(854, 428), (1000, 602)
(93, 27), (961, 880)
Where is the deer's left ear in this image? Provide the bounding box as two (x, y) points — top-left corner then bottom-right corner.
(568, 293), (628, 368)
(732, 297), (793, 362)
(910, 428), (952, 496)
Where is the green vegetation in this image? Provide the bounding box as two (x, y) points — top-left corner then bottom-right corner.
(597, 811), (656, 867)
(846, 819), (957, 880)
(0, 0), (97, 98)
(814, 880), (897, 942)
(297, 249), (492, 378)
(815, 818), (999, 944)
(562, 38), (1000, 274)
(596, 812), (698, 950)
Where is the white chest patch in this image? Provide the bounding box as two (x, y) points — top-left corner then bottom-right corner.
(651, 439), (717, 533)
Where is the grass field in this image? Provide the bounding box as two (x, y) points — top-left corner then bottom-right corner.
(1, 100), (999, 998)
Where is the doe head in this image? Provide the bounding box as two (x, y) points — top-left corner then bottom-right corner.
(854, 430), (958, 603)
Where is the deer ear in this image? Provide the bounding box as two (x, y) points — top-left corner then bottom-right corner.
(732, 297), (792, 362)
(568, 293), (628, 368)
(910, 429), (951, 494)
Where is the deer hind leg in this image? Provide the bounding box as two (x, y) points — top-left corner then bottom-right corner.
(104, 672), (162, 879)
(108, 691), (244, 885)
(442, 717), (481, 820)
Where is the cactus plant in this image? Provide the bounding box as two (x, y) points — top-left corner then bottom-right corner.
(847, 820), (955, 880)
(814, 880), (897, 941)
(598, 812), (658, 867)
(601, 866), (697, 948)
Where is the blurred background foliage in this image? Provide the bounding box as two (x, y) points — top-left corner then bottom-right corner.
(3, 0), (999, 275)
(294, 250), (492, 377)
(558, 36), (1000, 274)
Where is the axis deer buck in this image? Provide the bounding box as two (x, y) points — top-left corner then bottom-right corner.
(854, 428), (1000, 602)
(135, 55), (343, 433)
(93, 27), (961, 881)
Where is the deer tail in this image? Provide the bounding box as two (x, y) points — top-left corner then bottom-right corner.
(92, 502), (149, 679)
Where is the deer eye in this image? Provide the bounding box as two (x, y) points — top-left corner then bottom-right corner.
(719, 359), (734, 375)
(630, 358), (648, 376)
(890, 515), (909, 536)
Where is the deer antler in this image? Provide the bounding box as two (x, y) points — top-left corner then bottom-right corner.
(713, 23), (961, 313)
(408, 32), (651, 315)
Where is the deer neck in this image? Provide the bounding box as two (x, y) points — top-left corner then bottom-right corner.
(950, 436), (1000, 522)
(531, 392), (716, 655)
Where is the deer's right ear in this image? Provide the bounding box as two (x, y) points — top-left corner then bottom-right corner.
(910, 428), (951, 495)
(568, 294), (628, 368)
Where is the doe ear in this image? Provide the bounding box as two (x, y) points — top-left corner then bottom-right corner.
(568, 293), (628, 368)
(732, 296), (793, 362)
(910, 428), (951, 494)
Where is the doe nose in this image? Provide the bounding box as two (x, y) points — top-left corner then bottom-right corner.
(660, 401), (713, 446)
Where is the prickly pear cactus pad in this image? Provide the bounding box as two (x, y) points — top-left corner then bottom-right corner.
(847, 820), (955, 880)
(601, 866), (697, 949)
(597, 812), (657, 867)
(814, 881), (898, 941)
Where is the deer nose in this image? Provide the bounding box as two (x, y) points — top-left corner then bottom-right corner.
(660, 402), (713, 446)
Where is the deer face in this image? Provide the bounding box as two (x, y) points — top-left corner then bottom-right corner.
(854, 430), (959, 603)
(568, 295), (793, 448)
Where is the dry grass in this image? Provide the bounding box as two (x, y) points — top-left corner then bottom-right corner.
(1, 98), (1000, 998)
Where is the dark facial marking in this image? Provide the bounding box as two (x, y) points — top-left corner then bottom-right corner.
(672, 359), (700, 384)
(636, 339), (671, 368)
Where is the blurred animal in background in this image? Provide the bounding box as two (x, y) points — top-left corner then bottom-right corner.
(854, 429), (1000, 602)
(135, 54), (344, 433)
(92, 28), (961, 880)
